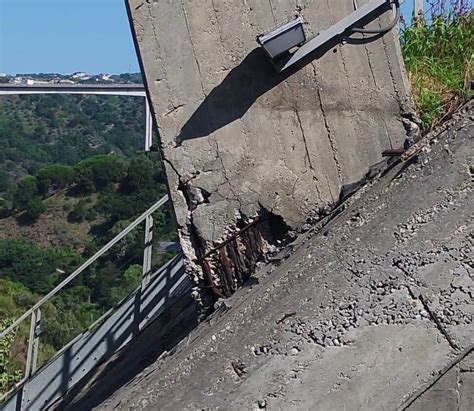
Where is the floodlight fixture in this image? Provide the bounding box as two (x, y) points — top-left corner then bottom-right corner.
(257, 0), (399, 72)
(257, 17), (306, 60)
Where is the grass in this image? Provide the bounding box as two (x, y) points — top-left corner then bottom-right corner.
(400, 7), (473, 131)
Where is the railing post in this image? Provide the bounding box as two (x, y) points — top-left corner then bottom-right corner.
(414, 0), (424, 20)
(31, 309), (41, 376)
(24, 308), (41, 379)
(142, 216), (154, 287)
(144, 97), (153, 151)
(142, 96), (154, 288)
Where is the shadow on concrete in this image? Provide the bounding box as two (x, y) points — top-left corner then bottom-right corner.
(175, 4), (391, 146)
(175, 44), (330, 145)
(58, 295), (198, 411)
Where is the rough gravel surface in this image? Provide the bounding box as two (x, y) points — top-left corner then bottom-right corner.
(89, 102), (473, 410)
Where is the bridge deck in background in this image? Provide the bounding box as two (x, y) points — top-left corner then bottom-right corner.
(0, 83), (146, 96)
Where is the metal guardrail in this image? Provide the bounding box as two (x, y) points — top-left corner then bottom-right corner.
(0, 194), (170, 403)
(2, 255), (191, 411)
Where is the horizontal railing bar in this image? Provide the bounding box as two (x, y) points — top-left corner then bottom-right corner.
(0, 194), (169, 340)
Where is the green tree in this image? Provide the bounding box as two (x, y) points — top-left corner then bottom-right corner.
(13, 176), (39, 210)
(0, 238), (79, 294)
(75, 155), (127, 191)
(120, 154), (155, 193)
(24, 197), (46, 220)
(0, 171), (10, 193)
(37, 164), (77, 194)
(0, 198), (12, 218)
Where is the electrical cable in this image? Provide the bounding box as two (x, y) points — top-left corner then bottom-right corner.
(349, 0), (400, 34)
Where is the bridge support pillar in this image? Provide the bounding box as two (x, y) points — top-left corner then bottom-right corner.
(127, 0), (417, 305)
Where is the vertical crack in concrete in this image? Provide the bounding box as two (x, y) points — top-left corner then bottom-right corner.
(455, 363), (460, 409)
(211, 0), (228, 62)
(378, 19), (404, 115)
(268, 0), (277, 25)
(325, 0), (336, 24)
(294, 108), (323, 201)
(363, 42), (379, 88)
(214, 137), (242, 208)
(238, 118), (251, 162)
(312, 63), (344, 186)
(335, 44), (354, 103)
(395, 261), (460, 352)
(180, 0), (206, 98)
(384, 120), (394, 149)
(146, 6), (174, 105)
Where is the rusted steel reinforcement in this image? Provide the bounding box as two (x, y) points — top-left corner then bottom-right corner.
(195, 216), (268, 297)
(195, 217), (262, 263)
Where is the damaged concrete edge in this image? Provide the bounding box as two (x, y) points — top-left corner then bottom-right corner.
(170, 152), (400, 311)
(125, 0), (422, 311)
(165, 149), (299, 306)
(178, 98), (468, 311)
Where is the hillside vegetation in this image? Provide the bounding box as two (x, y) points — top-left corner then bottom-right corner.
(0, 94), (176, 395)
(0, 94), (145, 194)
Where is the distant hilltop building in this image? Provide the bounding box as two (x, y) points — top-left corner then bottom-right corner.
(72, 71), (91, 80)
(10, 77), (35, 85)
(99, 73), (112, 81)
(4, 72), (140, 85)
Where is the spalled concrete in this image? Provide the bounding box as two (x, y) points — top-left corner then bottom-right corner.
(81, 102), (472, 410)
(127, 0), (417, 302)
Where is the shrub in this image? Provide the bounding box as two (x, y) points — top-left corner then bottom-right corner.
(13, 176), (39, 209)
(68, 199), (87, 223)
(24, 197), (46, 220)
(0, 319), (23, 395)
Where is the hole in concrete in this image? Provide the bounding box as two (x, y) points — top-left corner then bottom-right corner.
(204, 211), (292, 298)
(258, 212), (292, 249)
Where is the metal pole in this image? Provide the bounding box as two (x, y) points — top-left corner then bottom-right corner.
(142, 216), (154, 287)
(279, 0), (389, 71)
(24, 309), (40, 379)
(414, 0), (424, 20)
(144, 98), (153, 151)
(31, 309), (41, 376)
(142, 96), (154, 287)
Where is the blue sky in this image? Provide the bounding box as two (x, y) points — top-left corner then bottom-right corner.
(0, 0), (140, 75)
(0, 1), (463, 75)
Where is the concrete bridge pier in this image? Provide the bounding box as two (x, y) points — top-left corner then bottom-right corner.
(127, 0), (418, 307)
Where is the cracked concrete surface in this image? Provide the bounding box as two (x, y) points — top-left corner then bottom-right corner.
(84, 102), (473, 410)
(406, 350), (474, 410)
(127, 0), (418, 301)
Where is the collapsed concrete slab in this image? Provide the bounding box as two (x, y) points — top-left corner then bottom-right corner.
(81, 102), (472, 411)
(127, 0), (417, 304)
